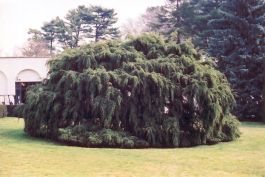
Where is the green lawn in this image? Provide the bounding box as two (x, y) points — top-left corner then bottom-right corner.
(0, 118), (264, 177)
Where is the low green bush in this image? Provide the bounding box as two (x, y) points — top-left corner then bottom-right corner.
(6, 105), (22, 117)
(13, 105), (25, 118)
(6, 105), (15, 117)
(0, 105), (7, 118)
(58, 126), (149, 148)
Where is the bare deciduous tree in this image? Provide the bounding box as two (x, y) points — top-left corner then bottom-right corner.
(21, 40), (50, 57)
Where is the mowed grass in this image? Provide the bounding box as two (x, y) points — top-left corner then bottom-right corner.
(0, 118), (264, 177)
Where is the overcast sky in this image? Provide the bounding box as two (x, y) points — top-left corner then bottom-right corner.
(0, 0), (165, 56)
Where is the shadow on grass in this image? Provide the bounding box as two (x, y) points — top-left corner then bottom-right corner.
(0, 128), (60, 147)
(241, 122), (265, 128)
(1, 119), (264, 150)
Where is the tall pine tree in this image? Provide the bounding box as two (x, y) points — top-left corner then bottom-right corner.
(35, 5), (120, 52)
(208, 0), (265, 120)
(88, 6), (120, 42)
(55, 6), (92, 49)
(41, 18), (61, 54)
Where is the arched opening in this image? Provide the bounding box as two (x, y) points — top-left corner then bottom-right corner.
(15, 69), (42, 104)
(0, 71), (8, 104)
(16, 69), (42, 82)
(0, 71), (7, 94)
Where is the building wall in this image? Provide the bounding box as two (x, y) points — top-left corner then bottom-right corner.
(0, 57), (50, 104)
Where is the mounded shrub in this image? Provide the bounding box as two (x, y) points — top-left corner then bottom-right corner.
(0, 105), (8, 118)
(13, 105), (25, 118)
(22, 33), (240, 148)
(6, 105), (16, 117)
(6, 105), (24, 117)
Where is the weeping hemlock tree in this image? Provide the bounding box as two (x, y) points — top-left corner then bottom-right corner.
(263, 63), (265, 123)
(208, 0), (265, 120)
(22, 33), (240, 148)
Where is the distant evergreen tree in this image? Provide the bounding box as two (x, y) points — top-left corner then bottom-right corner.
(208, 0), (265, 120)
(36, 5), (119, 51)
(179, 0), (225, 49)
(55, 6), (92, 49)
(149, 4), (175, 35)
(139, 6), (165, 33)
(41, 18), (61, 54)
(88, 6), (120, 42)
(55, 6), (119, 45)
(146, 0), (225, 45)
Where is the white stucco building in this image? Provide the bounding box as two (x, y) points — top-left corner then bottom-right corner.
(0, 57), (50, 104)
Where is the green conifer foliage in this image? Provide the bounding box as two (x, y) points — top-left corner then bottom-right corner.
(208, 0), (265, 120)
(22, 33), (240, 148)
(263, 64), (265, 123)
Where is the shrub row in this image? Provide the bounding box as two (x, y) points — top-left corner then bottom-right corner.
(0, 105), (24, 118)
(0, 105), (7, 118)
